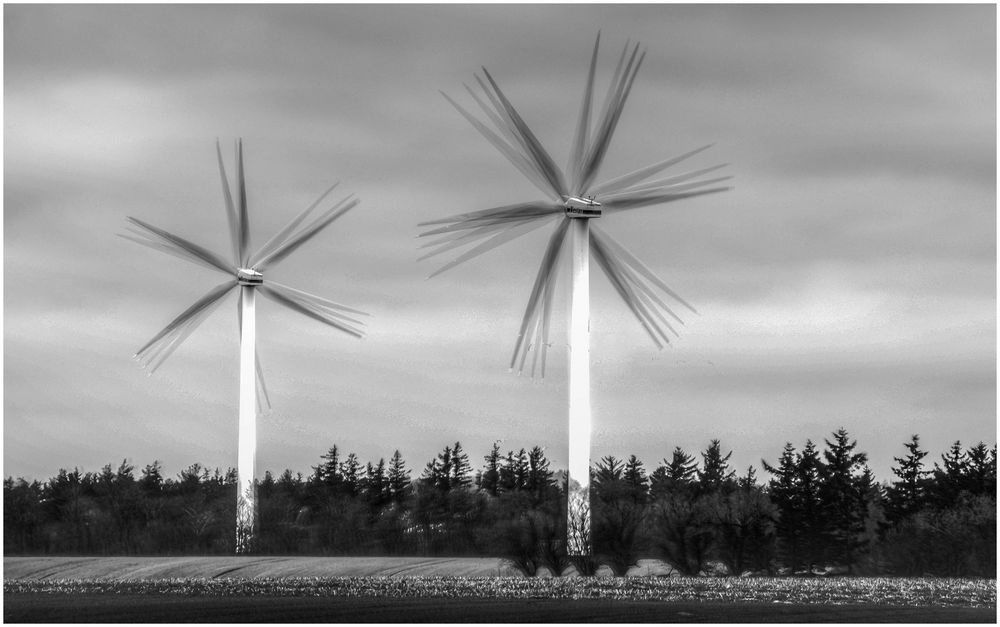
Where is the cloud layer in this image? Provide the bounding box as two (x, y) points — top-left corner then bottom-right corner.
(5, 4), (995, 482)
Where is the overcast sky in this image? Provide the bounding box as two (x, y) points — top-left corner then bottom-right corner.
(5, 4), (995, 485)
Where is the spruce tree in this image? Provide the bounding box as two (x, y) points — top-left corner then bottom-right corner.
(738, 465), (758, 489)
(480, 442), (502, 496)
(819, 428), (869, 572)
(886, 434), (929, 524)
(623, 455), (649, 504)
(498, 450), (518, 492)
(931, 440), (968, 508)
(965, 442), (994, 496)
(526, 446), (554, 497)
(698, 439), (736, 493)
(650, 447), (698, 498)
(364, 458), (388, 505)
(386, 450), (410, 503)
(340, 453), (362, 497)
(795, 440), (825, 569)
(512, 449), (530, 490)
(315, 445), (343, 491)
(450, 442), (472, 488)
(764, 442), (801, 570)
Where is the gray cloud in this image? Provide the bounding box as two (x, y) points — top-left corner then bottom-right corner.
(5, 4), (994, 483)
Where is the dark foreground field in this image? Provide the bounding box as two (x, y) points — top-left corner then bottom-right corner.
(5, 593), (996, 623)
(5, 558), (995, 623)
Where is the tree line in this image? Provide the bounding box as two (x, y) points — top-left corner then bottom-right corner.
(4, 430), (995, 577)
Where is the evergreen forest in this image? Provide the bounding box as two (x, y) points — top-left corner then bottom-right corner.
(5, 430), (995, 578)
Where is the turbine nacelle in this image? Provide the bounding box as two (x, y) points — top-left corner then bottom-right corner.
(563, 196), (602, 219)
(237, 267), (263, 286)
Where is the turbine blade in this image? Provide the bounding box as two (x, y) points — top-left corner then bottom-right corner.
(480, 67), (568, 198)
(601, 175), (733, 200)
(599, 240), (680, 336)
(125, 217), (234, 275)
(250, 181), (340, 266)
(419, 214), (533, 243)
(464, 81), (526, 157)
(418, 201), (562, 228)
(473, 73), (539, 163)
(254, 196), (359, 270)
(579, 44), (645, 193)
(601, 186), (732, 211)
(118, 233), (225, 275)
(568, 32), (600, 194)
(216, 140), (241, 266)
(596, 39), (631, 131)
(258, 284), (364, 338)
(426, 216), (554, 279)
(525, 263), (559, 379)
(537, 263), (558, 378)
(510, 218), (570, 370)
(265, 279), (368, 318)
(418, 217), (539, 261)
(255, 353), (271, 412)
(417, 203), (562, 258)
(236, 139), (251, 266)
(523, 303), (544, 376)
(589, 147), (718, 196)
(591, 235), (665, 348)
(263, 285), (366, 331)
(142, 288), (239, 374)
(441, 91), (559, 201)
(591, 225), (697, 314)
(135, 280), (237, 367)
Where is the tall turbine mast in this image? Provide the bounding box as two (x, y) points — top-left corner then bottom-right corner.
(422, 35), (731, 558)
(124, 140), (366, 552)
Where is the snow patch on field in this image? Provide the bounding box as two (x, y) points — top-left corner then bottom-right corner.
(4, 556), (518, 580)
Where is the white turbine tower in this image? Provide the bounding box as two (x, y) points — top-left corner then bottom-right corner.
(421, 35), (730, 557)
(123, 140), (366, 553)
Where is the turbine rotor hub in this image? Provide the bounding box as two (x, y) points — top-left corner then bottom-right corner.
(237, 267), (263, 286)
(564, 196), (602, 219)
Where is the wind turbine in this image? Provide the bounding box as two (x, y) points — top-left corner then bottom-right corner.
(123, 140), (366, 553)
(420, 35), (730, 557)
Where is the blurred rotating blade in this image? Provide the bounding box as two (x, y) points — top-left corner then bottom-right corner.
(480, 67), (568, 198)
(579, 43), (645, 194)
(124, 217), (234, 275)
(601, 185), (732, 212)
(250, 181), (340, 267)
(418, 216), (541, 262)
(255, 352), (271, 412)
(258, 283), (365, 338)
(568, 32), (601, 194)
(601, 174), (732, 201)
(418, 201), (562, 229)
(442, 91), (559, 201)
(588, 144), (716, 197)
(592, 224), (696, 316)
(216, 140), (241, 266)
(510, 218), (570, 373)
(118, 231), (226, 275)
(254, 196), (359, 270)
(418, 203), (562, 262)
(590, 234), (666, 348)
(236, 139), (251, 267)
(425, 215), (556, 279)
(266, 279), (369, 318)
(135, 280), (238, 372)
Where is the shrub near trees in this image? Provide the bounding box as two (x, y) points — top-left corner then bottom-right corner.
(4, 431), (996, 578)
